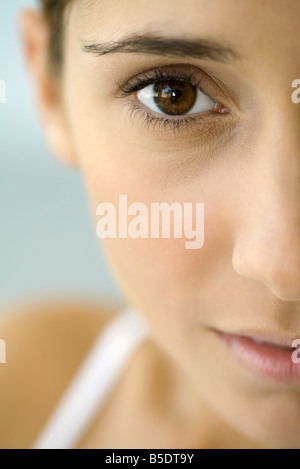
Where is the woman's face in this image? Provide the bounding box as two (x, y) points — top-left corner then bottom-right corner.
(36, 0), (300, 447)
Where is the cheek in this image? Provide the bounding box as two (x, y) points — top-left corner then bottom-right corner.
(99, 225), (224, 313)
(91, 180), (234, 327)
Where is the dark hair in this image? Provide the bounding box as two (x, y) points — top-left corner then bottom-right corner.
(40, 0), (73, 67)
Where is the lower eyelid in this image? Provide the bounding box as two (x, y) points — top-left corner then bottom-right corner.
(120, 98), (233, 137)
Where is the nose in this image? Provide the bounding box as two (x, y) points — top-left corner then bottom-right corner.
(232, 112), (300, 301)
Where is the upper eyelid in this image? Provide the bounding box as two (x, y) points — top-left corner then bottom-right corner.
(115, 65), (212, 96)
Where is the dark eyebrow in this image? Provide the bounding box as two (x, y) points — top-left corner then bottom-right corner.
(81, 33), (241, 63)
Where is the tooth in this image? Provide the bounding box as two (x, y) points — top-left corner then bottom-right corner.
(251, 338), (265, 345)
(251, 338), (290, 349)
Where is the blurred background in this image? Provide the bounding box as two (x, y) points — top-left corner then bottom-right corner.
(0, 0), (124, 312)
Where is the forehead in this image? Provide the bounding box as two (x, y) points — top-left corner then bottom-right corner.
(70, 0), (300, 47)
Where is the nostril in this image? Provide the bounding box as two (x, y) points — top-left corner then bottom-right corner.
(266, 270), (300, 301)
(232, 245), (300, 301)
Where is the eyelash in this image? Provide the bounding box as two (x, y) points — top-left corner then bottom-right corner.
(116, 67), (229, 134)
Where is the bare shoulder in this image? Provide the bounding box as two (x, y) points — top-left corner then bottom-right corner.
(0, 298), (120, 449)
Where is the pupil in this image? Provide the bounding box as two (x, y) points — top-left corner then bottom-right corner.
(171, 88), (183, 103)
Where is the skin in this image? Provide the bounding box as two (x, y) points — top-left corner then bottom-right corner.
(6, 0), (300, 448)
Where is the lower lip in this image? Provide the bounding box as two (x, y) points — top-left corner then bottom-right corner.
(218, 333), (300, 386)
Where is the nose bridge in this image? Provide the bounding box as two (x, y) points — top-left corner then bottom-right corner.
(232, 107), (300, 300)
(249, 104), (300, 227)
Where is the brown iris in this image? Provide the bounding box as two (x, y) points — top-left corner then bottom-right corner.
(153, 80), (197, 115)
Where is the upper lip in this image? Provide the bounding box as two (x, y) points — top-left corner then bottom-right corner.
(213, 328), (298, 348)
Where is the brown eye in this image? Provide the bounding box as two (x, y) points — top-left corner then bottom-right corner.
(153, 80), (197, 115)
(137, 80), (216, 117)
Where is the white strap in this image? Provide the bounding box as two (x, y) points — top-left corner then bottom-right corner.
(32, 307), (149, 450)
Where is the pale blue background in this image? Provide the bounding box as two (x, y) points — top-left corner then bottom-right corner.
(0, 0), (124, 309)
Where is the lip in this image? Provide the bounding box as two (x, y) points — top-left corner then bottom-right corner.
(214, 329), (300, 386)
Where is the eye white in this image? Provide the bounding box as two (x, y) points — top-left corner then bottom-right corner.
(136, 83), (216, 115)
